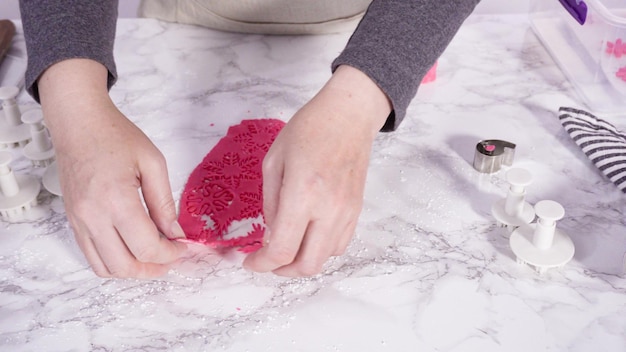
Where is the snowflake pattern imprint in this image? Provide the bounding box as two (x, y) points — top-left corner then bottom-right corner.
(178, 119), (285, 252)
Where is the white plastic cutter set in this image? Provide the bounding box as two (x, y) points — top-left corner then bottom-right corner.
(473, 139), (575, 275)
(0, 86), (61, 221)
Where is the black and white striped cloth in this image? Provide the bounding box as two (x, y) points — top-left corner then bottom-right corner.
(559, 107), (626, 194)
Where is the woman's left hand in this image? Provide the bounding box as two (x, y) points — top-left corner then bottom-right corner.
(243, 65), (392, 276)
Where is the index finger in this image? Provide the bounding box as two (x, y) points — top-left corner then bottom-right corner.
(243, 172), (311, 273)
(113, 194), (187, 265)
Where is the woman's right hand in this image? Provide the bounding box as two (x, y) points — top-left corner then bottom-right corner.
(39, 59), (187, 278)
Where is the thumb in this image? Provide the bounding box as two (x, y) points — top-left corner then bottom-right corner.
(261, 152), (284, 231)
(139, 153), (186, 240)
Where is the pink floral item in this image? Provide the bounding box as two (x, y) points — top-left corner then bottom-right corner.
(606, 39), (626, 58)
(616, 66), (626, 82)
(178, 119), (285, 253)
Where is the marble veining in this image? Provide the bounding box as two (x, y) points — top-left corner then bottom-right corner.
(1, 15), (625, 352)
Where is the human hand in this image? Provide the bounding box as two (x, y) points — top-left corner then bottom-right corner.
(39, 59), (187, 278)
(243, 65), (392, 276)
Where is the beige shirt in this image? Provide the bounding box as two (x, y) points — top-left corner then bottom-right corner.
(138, 0), (372, 34)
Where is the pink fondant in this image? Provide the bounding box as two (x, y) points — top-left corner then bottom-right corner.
(178, 119), (285, 252)
(421, 62), (438, 84)
(484, 144), (496, 152)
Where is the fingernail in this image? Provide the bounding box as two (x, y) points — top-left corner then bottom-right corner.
(170, 221), (186, 239)
(263, 227), (271, 246)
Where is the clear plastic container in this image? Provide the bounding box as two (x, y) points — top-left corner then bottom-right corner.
(530, 0), (626, 114)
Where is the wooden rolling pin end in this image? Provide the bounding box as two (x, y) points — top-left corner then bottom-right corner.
(0, 20), (17, 65)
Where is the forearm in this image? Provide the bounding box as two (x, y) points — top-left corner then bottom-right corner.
(38, 59), (114, 150)
(319, 65), (392, 138)
(19, 0), (119, 102)
(333, 0), (481, 131)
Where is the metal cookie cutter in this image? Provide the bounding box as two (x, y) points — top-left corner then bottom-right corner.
(473, 139), (516, 174)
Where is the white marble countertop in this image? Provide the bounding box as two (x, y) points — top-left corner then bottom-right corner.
(1, 15), (625, 352)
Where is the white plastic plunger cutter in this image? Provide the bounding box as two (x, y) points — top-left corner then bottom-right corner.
(0, 151), (41, 219)
(21, 108), (55, 167)
(509, 200), (575, 274)
(492, 168), (535, 230)
(0, 86), (31, 148)
(42, 161), (62, 197)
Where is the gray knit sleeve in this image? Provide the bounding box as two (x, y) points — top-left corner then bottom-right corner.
(332, 0), (480, 131)
(19, 0), (119, 102)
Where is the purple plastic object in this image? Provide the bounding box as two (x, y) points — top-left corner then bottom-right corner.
(559, 0), (588, 25)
